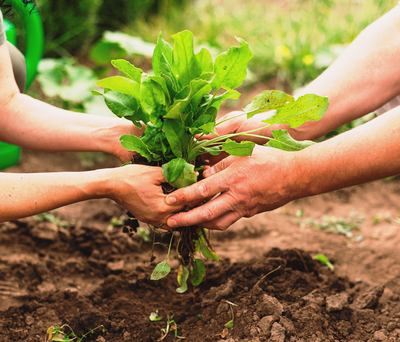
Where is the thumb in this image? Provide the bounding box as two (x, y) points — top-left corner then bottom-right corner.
(203, 155), (238, 178)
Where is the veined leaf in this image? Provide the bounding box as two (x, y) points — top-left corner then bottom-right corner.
(111, 59), (143, 83)
(151, 261), (171, 280)
(262, 94), (329, 128)
(96, 76), (140, 99)
(221, 139), (255, 156)
(176, 264), (190, 293)
(196, 47), (214, 73)
(140, 74), (167, 115)
(91, 90), (145, 127)
(168, 161), (197, 188)
(191, 259), (206, 287)
(171, 30), (202, 88)
(212, 37), (253, 91)
(244, 90), (294, 118)
(164, 119), (189, 159)
(120, 135), (158, 161)
(149, 75), (171, 105)
(153, 33), (173, 77)
(266, 129), (316, 151)
(162, 158), (186, 183)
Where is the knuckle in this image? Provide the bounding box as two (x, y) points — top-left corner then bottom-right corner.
(200, 207), (215, 221)
(198, 182), (212, 198)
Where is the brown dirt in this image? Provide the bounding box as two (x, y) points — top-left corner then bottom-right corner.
(1, 148), (400, 342)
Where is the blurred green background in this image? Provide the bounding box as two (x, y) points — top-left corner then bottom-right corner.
(9, 0), (399, 125)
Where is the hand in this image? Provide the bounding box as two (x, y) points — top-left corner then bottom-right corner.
(165, 145), (301, 230)
(107, 121), (145, 164)
(106, 164), (184, 226)
(200, 111), (275, 165)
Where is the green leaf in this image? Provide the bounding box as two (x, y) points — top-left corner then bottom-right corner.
(111, 59), (143, 83)
(266, 129), (316, 151)
(221, 139), (256, 156)
(211, 37), (253, 90)
(140, 74), (167, 115)
(171, 30), (202, 88)
(162, 158), (186, 183)
(164, 103), (182, 120)
(244, 90), (294, 118)
(149, 75), (171, 105)
(89, 41), (127, 66)
(262, 94), (329, 128)
(120, 135), (158, 161)
(153, 33), (174, 77)
(176, 264), (190, 293)
(96, 76), (140, 99)
(169, 162), (197, 189)
(201, 146), (221, 156)
(225, 320), (234, 329)
(164, 119), (189, 159)
(196, 232), (219, 262)
(151, 261), (171, 280)
(91, 90), (145, 127)
(191, 258), (206, 287)
(210, 90), (241, 108)
(196, 47), (214, 73)
(313, 254), (334, 271)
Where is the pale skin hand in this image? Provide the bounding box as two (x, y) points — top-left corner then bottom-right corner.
(0, 42), (143, 163)
(165, 106), (400, 230)
(207, 5), (400, 145)
(0, 165), (181, 224)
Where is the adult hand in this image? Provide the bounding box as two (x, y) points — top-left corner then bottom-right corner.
(165, 145), (300, 230)
(106, 164), (183, 226)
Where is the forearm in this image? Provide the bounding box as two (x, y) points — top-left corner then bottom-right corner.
(0, 93), (141, 154)
(0, 169), (110, 222)
(288, 5), (400, 140)
(296, 107), (400, 199)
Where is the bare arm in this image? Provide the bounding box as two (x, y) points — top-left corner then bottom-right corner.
(0, 165), (179, 224)
(165, 106), (400, 230)
(0, 43), (142, 163)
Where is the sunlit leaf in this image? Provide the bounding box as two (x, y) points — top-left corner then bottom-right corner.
(151, 261), (171, 280)
(266, 129), (316, 151)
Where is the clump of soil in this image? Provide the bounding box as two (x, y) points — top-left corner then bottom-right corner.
(1, 214), (399, 342)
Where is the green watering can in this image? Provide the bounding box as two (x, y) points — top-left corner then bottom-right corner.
(0, 0), (44, 170)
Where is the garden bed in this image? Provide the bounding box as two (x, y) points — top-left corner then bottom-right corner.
(1, 148), (400, 342)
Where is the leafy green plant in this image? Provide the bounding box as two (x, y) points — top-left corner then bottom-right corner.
(94, 30), (328, 292)
(313, 253), (334, 271)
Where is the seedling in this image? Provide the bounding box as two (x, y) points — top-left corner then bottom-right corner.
(94, 30), (328, 291)
(313, 253), (334, 271)
(45, 324), (105, 342)
(149, 310), (163, 322)
(159, 315), (185, 341)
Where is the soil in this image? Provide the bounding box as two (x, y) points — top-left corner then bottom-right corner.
(1, 146), (400, 342)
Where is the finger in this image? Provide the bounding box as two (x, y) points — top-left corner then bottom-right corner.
(165, 170), (230, 206)
(200, 210), (243, 230)
(166, 192), (234, 228)
(203, 155), (239, 178)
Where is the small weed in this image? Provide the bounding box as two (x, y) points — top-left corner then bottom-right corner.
(301, 211), (364, 239)
(372, 212), (392, 225)
(35, 212), (69, 228)
(313, 253), (334, 271)
(45, 324), (105, 342)
(159, 315), (185, 341)
(107, 215), (126, 231)
(149, 310), (163, 322)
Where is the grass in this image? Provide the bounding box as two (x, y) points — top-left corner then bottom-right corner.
(122, 0), (398, 90)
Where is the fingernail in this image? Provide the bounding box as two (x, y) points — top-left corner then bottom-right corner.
(166, 196), (177, 205)
(168, 218), (176, 227)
